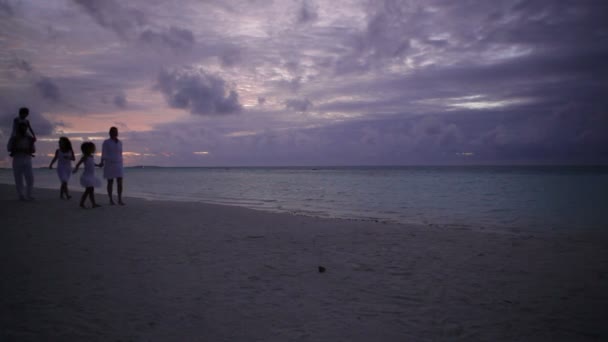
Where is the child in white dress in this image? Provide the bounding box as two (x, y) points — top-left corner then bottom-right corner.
(49, 137), (75, 199)
(73, 141), (102, 208)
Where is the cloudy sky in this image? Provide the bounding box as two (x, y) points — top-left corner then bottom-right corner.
(1, 0), (607, 166)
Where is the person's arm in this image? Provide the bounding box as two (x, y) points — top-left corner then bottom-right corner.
(30, 138), (35, 154)
(70, 150), (76, 161)
(7, 137), (15, 153)
(27, 121), (36, 141)
(98, 141), (106, 167)
(49, 150), (59, 169)
(73, 156), (85, 173)
(10, 118), (18, 137)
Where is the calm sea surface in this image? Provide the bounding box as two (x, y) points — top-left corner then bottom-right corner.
(1, 166), (607, 231)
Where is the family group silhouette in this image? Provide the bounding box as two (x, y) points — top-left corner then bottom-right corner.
(7, 107), (125, 208)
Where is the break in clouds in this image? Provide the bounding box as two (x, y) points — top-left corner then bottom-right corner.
(1, 0), (607, 166)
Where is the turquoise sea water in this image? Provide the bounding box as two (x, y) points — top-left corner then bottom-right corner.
(1, 166), (607, 231)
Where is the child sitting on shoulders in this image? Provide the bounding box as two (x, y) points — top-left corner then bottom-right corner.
(10, 107), (36, 157)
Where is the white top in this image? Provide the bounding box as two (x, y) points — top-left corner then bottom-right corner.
(57, 149), (73, 169)
(101, 138), (123, 163)
(80, 155), (101, 188)
(101, 138), (124, 179)
(56, 149), (73, 183)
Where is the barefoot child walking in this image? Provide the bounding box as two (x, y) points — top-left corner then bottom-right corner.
(73, 141), (102, 208)
(49, 137), (75, 199)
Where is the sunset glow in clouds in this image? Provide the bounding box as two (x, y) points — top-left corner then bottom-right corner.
(1, 0), (607, 166)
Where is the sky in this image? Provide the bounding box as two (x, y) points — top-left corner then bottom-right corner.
(1, 0), (607, 167)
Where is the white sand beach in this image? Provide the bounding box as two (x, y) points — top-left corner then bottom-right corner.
(1, 184), (607, 341)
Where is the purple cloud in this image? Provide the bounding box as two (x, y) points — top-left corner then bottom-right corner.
(0, 0), (14, 16)
(72, 0), (146, 39)
(285, 98), (312, 112)
(297, 0), (318, 24)
(36, 77), (61, 102)
(113, 94), (127, 108)
(139, 26), (195, 50)
(156, 67), (242, 115)
(73, 0), (195, 51)
(1, 0), (607, 165)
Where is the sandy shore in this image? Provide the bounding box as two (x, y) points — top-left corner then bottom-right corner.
(1, 184), (607, 341)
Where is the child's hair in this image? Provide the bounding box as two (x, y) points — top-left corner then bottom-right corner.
(59, 137), (73, 152)
(19, 107), (29, 118)
(80, 141), (95, 155)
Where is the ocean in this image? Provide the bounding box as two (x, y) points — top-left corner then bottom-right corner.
(1, 165), (607, 231)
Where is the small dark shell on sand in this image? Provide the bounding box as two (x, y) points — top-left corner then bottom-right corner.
(318, 266), (326, 273)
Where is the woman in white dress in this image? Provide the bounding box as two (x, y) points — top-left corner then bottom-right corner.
(100, 126), (125, 205)
(73, 141), (102, 209)
(49, 137), (75, 199)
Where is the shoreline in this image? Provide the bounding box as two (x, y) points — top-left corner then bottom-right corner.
(1, 184), (607, 340)
(0, 182), (571, 236)
(1, 165), (607, 232)
(0, 180), (596, 236)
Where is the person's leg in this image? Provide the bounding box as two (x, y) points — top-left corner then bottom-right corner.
(59, 182), (64, 199)
(23, 158), (34, 199)
(64, 182), (71, 199)
(90, 189), (101, 208)
(12, 158), (24, 200)
(80, 188), (89, 208)
(117, 177), (124, 205)
(107, 178), (115, 205)
(87, 187), (93, 206)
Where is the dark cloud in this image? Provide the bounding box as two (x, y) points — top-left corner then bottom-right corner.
(25, 109), (55, 137)
(480, 0), (608, 48)
(12, 58), (32, 72)
(219, 46), (242, 67)
(0, 0), (14, 16)
(73, 0), (194, 51)
(275, 76), (303, 93)
(297, 0), (318, 24)
(113, 94), (127, 108)
(332, 0), (608, 77)
(281, 107), (608, 164)
(139, 26), (195, 50)
(2, 0), (608, 165)
(285, 98), (312, 112)
(36, 77), (61, 102)
(3, 58), (32, 80)
(35, 74), (140, 114)
(156, 67), (242, 115)
(72, 0), (146, 39)
(358, 11), (411, 59)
